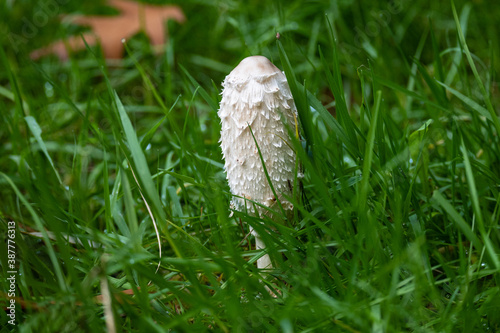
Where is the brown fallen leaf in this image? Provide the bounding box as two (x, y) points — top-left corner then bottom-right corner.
(31, 0), (185, 60)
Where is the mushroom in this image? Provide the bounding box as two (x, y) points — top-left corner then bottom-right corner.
(218, 55), (300, 270)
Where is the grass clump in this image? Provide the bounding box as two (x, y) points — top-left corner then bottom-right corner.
(1, 0), (499, 331)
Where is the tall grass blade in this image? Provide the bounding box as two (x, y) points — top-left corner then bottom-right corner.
(1, 172), (67, 291)
(24, 116), (63, 185)
(451, 0), (500, 135)
(113, 91), (182, 258)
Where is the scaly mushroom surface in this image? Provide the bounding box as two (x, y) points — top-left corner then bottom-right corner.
(218, 55), (300, 269)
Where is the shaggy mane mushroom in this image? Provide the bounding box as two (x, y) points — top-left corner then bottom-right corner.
(218, 55), (300, 270)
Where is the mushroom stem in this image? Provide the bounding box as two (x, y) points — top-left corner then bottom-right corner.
(254, 231), (272, 269)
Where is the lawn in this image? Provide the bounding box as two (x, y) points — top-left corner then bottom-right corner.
(1, 0), (499, 332)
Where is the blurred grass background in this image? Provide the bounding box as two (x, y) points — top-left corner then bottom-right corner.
(1, 0), (499, 331)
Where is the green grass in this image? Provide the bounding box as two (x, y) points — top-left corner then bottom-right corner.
(1, 0), (500, 331)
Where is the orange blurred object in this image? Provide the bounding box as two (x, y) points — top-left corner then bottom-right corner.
(31, 0), (185, 60)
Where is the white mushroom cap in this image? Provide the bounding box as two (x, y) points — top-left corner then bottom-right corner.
(218, 55), (299, 217)
(228, 55), (281, 78)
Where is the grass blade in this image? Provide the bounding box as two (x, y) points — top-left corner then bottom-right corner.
(113, 91), (182, 258)
(24, 116), (63, 185)
(451, 0), (500, 135)
(431, 190), (483, 259)
(358, 90), (382, 208)
(1, 172), (67, 291)
(436, 80), (493, 121)
(460, 138), (499, 269)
